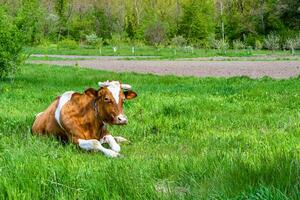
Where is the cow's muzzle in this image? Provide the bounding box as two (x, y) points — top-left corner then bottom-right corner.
(116, 114), (128, 125)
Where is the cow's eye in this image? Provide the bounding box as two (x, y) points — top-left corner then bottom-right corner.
(104, 97), (110, 102)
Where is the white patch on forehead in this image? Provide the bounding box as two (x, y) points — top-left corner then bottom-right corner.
(107, 81), (121, 104)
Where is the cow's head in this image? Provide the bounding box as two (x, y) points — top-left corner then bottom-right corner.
(91, 81), (137, 125)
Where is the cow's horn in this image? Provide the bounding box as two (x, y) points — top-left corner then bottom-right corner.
(121, 84), (132, 90)
(98, 81), (110, 87)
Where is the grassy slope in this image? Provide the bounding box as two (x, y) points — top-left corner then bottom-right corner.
(25, 45), (300, 58)
(0, 64), (299, 199)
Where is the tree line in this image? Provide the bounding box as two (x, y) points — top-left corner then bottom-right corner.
(0, 0), (299, 47)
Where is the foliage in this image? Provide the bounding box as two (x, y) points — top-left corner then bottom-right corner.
(170, 36), (187, 48)
(1, 0), (299, 47)
(276, 0), (300, 30)
(57, 39), (78, 49)
(144, 21), (166, 46)
(85, 33), (100, 47)
(0, 8), (25, 79)
(284, 36), (300, 55)
(179, 0), (215, 43)
(255, 40), (263, 50)
(264, 33), (280, 51)
(0, 64), (300, 199)
(232, 40), (245, 50)
(211, 39), (229, 55)
(15, 0), (43, 44)
(93, 8), (112, 39)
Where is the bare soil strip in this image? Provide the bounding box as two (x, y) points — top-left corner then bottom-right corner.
(28, 58), (300, 79)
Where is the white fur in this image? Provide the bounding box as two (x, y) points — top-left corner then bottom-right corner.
(98, 81), (121, 104)
(55, 91), (74, 130)
(102, 135), (120, 152)
(98, 81), (110, 87)
(78, 139), (120, 157)
(107, 81), (121, 104)
(114, 136), (129, 143)
(121, 84), (132, 90)
(116, 114), (127, 124)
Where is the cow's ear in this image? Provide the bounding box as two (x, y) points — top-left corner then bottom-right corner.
(85, 88), (98, 97)
(124, 90), (137, 100)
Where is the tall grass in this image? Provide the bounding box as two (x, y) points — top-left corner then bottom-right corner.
(0, 64), (299, 199)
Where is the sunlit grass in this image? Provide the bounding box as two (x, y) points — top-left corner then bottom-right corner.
(0, 64), (299, 199)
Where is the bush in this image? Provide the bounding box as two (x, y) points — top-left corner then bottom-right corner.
(264, 33), (280, 51)
(85, 33), (100, 47)
(57, 39), (78, 49)
(110, 34), (122, 47)
(255, 40), (263, 50)
(284, 35), (300, 55)
(171, 36), (187, 48)
(0, 9), (25, 79)
(232, 40), (245, 50)
(211, 39), (229, 55)
(145, 22), (166, 46)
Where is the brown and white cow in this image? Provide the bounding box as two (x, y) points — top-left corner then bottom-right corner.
(31, 81), (137, 157)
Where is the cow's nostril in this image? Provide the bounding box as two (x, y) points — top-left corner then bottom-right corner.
(116, 115), (127, 124)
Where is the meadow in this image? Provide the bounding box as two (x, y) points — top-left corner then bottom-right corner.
(0, 64), (299, 199)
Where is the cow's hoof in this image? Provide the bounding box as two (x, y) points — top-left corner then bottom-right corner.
(111, 145), (121, 153)
(105, 149), (121, 158)
(114, 136), (130, 143)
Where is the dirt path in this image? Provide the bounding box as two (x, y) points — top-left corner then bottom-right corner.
(28, 56), (300, 79)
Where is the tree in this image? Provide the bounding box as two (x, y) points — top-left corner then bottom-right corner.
(15, 0), (43, 44)
(178, 0), (215, 44)
(0, 8), (25, 79)
(276, 0), (300, 30)
(55, 0), (73, 40)
(144, 21), (166, 46)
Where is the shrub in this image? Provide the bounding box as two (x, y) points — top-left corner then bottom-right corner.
(284, 36), (300, 55)
(255, 40), (263, 50)
(232, 40), (245, 50)
(171, 36), (187, 48)
(264, 33), (280, 51)
(145, 22), (166, 46)
(110, 34), (122, 47)
(211, 39), (229, 55)
(184, 46), (194, 53)
(57, 39), (78, 49)
(0, 9), (25, 79)
(85, 33), (100, 47)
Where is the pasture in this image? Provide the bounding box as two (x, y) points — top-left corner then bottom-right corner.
(0, 64), (299, 199)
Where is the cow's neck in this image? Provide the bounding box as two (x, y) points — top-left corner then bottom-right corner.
(92, 98), (106, 128)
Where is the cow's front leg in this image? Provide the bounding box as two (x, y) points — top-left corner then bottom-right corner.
(78, 139), (120, 158)
(100, 135), (121, 153)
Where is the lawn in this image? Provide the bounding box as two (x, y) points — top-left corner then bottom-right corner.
(0, 64), (299, 199)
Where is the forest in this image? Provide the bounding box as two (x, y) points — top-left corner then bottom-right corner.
(0, 0), (299, 48)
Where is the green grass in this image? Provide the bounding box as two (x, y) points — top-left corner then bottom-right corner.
(0, 64), (300, 199)
(25, 44), (300, 59)
(27, 56), (89, 61)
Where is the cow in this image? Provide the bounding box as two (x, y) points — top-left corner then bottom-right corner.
(31, 81), (137, 158)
